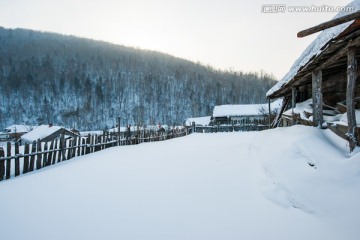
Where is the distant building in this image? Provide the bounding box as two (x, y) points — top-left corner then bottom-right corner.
(185, 116), (211, 127)
(212, 100), (282, 125)
(1, 125), (34, 141)
(20, 125), (78, 145)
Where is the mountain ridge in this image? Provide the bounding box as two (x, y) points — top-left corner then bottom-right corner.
(0, 26), (277, 130)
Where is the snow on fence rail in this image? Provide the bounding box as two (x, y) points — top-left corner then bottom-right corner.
(0, 127), (190, 181)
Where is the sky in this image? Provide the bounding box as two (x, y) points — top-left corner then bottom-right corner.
(0, 0), (354, 80)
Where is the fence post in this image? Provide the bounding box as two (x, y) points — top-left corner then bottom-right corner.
(60, 134), (66, 161)
(67, 139), (72, 160)
(117, 117), (121, 146)
(85, 134), (90, 154)
(29, 141), (36, 171)
(47, 140), (54, 166)
(72, 136), (77, 158)
(81, 138), (86, 155)
(52, 139), (58, 164)
(43, 142), (48, 168)
(6, 142), (11, 179)
(14, 142), (20, 177)
(0, 147), (4, 180)
(36, 139), (42, 170)
(76, 137), (81, 157)
(23, 143), (29, 174)
(90, 135), (94, 153)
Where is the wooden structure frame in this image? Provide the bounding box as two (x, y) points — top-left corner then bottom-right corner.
(268, 11), (360, 152)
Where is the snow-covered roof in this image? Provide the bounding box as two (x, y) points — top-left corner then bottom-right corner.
(267, 0), (360, 98)
(21, 125), (63, 142)
(185, 116), (211, 126)
(213, 99), (282, 117)
(4, 125), (35, 133)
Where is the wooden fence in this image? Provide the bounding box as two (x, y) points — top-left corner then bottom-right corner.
(0, 119), (269, 181)
(0, 126), (190, 181)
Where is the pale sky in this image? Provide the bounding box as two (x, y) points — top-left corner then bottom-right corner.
(0, 0), (353, 80)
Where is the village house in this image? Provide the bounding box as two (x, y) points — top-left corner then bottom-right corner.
(266, 9), (360, 151)
(20, 124), (78, 145)
(0, 125), (34, 142)
(211, 100), (282, 126)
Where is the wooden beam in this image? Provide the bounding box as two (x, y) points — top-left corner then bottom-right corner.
(346, 47), (358, 152)
(271, 96), (290, 128)
(297, 11), (360, 38)
(312, 70), (323, 128)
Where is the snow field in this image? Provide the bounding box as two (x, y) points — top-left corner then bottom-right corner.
(0, 126), (360, 240)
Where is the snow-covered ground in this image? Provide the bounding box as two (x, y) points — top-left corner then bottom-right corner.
(1, 126), (360, 240)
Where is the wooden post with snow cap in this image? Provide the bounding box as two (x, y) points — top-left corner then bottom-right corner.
(312, 70), (323, 128)
(347, 47), (358, 152)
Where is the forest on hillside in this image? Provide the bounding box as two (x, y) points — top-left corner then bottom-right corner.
(0, 27), (277, 130)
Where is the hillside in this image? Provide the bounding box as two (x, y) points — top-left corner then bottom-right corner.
(0, 27), (277, 130)
(1, 126), (359, 239)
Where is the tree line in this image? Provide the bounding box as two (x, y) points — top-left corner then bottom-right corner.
(0, 27), (277, 130)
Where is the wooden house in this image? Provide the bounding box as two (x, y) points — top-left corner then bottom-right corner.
(267, 8), (360, 151)
(3, 125), (34, 141)
(212, 100), (282, 125)
(20, 125), (78, 145)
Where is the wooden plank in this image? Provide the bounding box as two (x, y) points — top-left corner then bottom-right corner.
(23, 143), (30, 174)
(271, 96), (290, 128)
(312, 70), (323, 128)
(297, 11), (360, 38)
(29, 141), (36, 172)
(47, 140), (54, 166)
(76, 137), (81, 156)
(36, 139), (42, 170)
(102, 132), (106, 149)
(90, 135), (94, 153)
(71, 137), (76, 158)
(85, 134), (90, 154)
(52, 139), (58, 165)
(43, 142), (48, 168)
(0, 147), (5, 180)
(67, 139), (72, 160)
(60, 134), (66, 161)
(81, 138), (86, 156)
(6, 142), (11, 179)
(347, 47), (358, 152)
(94, 134), (99, 152)
(14, 142), (20, 177)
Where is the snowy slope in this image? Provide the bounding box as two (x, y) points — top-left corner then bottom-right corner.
(0, 126), (360, 240)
